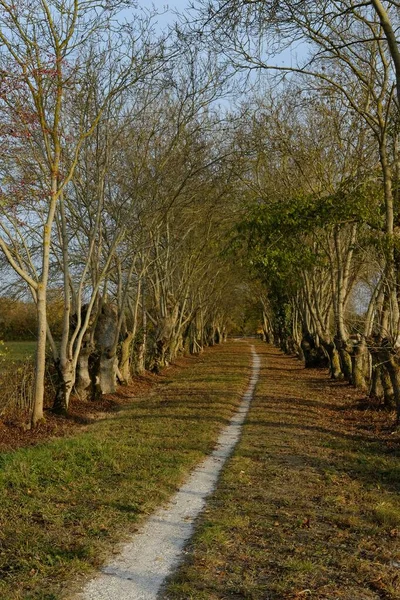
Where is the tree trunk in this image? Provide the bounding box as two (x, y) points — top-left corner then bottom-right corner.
(167, 333), (182, 362)
(92, 303), (119, 396)
(94, 353), (119, 396)
(381, 365), (395, 409)
(152, 338), (167, 373)
(120, 332), (134, 384)
(370, 362), (383, 400)
(32, 286), (47, 427)
(323, 341), (343, 380)
(207, 324), (215, 346)
(134, 294), (147, 375)
(135, 330), (146, 375)
(53, 359), (74, 415)
(334, 338), (352, 381)
(301, 333), (328, 369)
(384, 352), (400, 421)
(370, 345), (393, 405)
(350, 340), (370, 392)
(188, 322), (203, 354)
(75, 338), (94, 401)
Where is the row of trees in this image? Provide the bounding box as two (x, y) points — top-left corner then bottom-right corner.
(3, 0), (400, 426)
(0, 0), (252, 426)
(198, 0), (400, 421)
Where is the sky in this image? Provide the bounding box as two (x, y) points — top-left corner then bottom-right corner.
(138, 0), (190, 30)
(139, 0), (309, 64)
(135, 0), (309, 80)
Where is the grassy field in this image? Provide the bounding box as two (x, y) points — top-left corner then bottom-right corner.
(3, 341), (36, 362)
(163, 343), (400, 600)
(0, 341), (252, 600)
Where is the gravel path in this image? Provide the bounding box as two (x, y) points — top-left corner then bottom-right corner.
(76, 344), (260, 600)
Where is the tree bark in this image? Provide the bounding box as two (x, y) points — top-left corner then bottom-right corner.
(301, 333), (328, 369)
(350, 339), (370, 392)
(323, 340), (343, 380)
(32, 286), (47, 426)
(53, 359), (74, 414)
(120, 332), (134, 383)
(380, 365), (395, 409)
(384, 351), (400, 422)
(92, 303), (119, 395)
(75, 338), (94, 401)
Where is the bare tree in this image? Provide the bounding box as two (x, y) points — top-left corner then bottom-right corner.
(0, 0), (165, 424)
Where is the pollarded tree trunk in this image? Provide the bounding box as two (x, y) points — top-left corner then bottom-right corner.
(120, 331), (134, 384)
(181, 321), (192, 354)
(187, 321), (203, 355)
(94, 353), (120, 396)
(301, 334), (317, 368)
(134, 282), (148, 375)
(152, 338), (167, 374)
(151, 300), (179, 373)
(385, 356), (400, 421)
(380, 365), (395, 409)
(152, 322), (173, 373)
(134, 329), (147, 375)
(167, 332), (183, 362)
(119, 277), (144, 383)
(296, 344), (305, 362)
(285, 336), (298, 355)
(374, 341), (399, 416)
(92, 303), (119, 396)
(369, 346), (391, 405)
(206, 323), (215, 346)
(301, 333), (329, 369)
(370, 340), (395, 408)
(350, 339), (370, 392)
(75, 338), (93, 401)
(53, 359), (75, 414)
(321, 340), (343, 380)
(370, 362), (383, 400)
(334, 338), (352, 382)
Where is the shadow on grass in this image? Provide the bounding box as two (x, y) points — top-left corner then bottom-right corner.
(255, 394), (340, 412)
(243, 412), (400, 494)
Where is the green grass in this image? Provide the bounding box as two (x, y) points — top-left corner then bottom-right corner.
(163, 342), (400, 600)
(3, 341), (36, 362)
(0, 341), (252, 600)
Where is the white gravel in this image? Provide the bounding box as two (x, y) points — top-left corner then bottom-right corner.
(76, 344), (260, 600)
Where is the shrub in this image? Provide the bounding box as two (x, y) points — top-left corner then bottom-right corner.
(0, 358), (56, 423)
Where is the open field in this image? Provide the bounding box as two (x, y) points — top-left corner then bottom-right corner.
(3, 341), (36, 362)
(163, 344), (400, 600)
(0, 341), (252, 600)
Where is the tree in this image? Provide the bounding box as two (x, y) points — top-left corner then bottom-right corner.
(0, 0), (165, 424)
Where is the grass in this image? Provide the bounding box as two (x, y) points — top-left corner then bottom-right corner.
(0, 341), (252, 600)
(163, 342), (400, 600)
(2, 341), (36, 362)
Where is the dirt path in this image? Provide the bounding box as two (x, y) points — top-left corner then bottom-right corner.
(74, 343), (260, 600)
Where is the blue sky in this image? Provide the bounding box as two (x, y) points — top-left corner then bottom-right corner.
(138, 0), (190, 29)
(136, 0), (309, 66)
